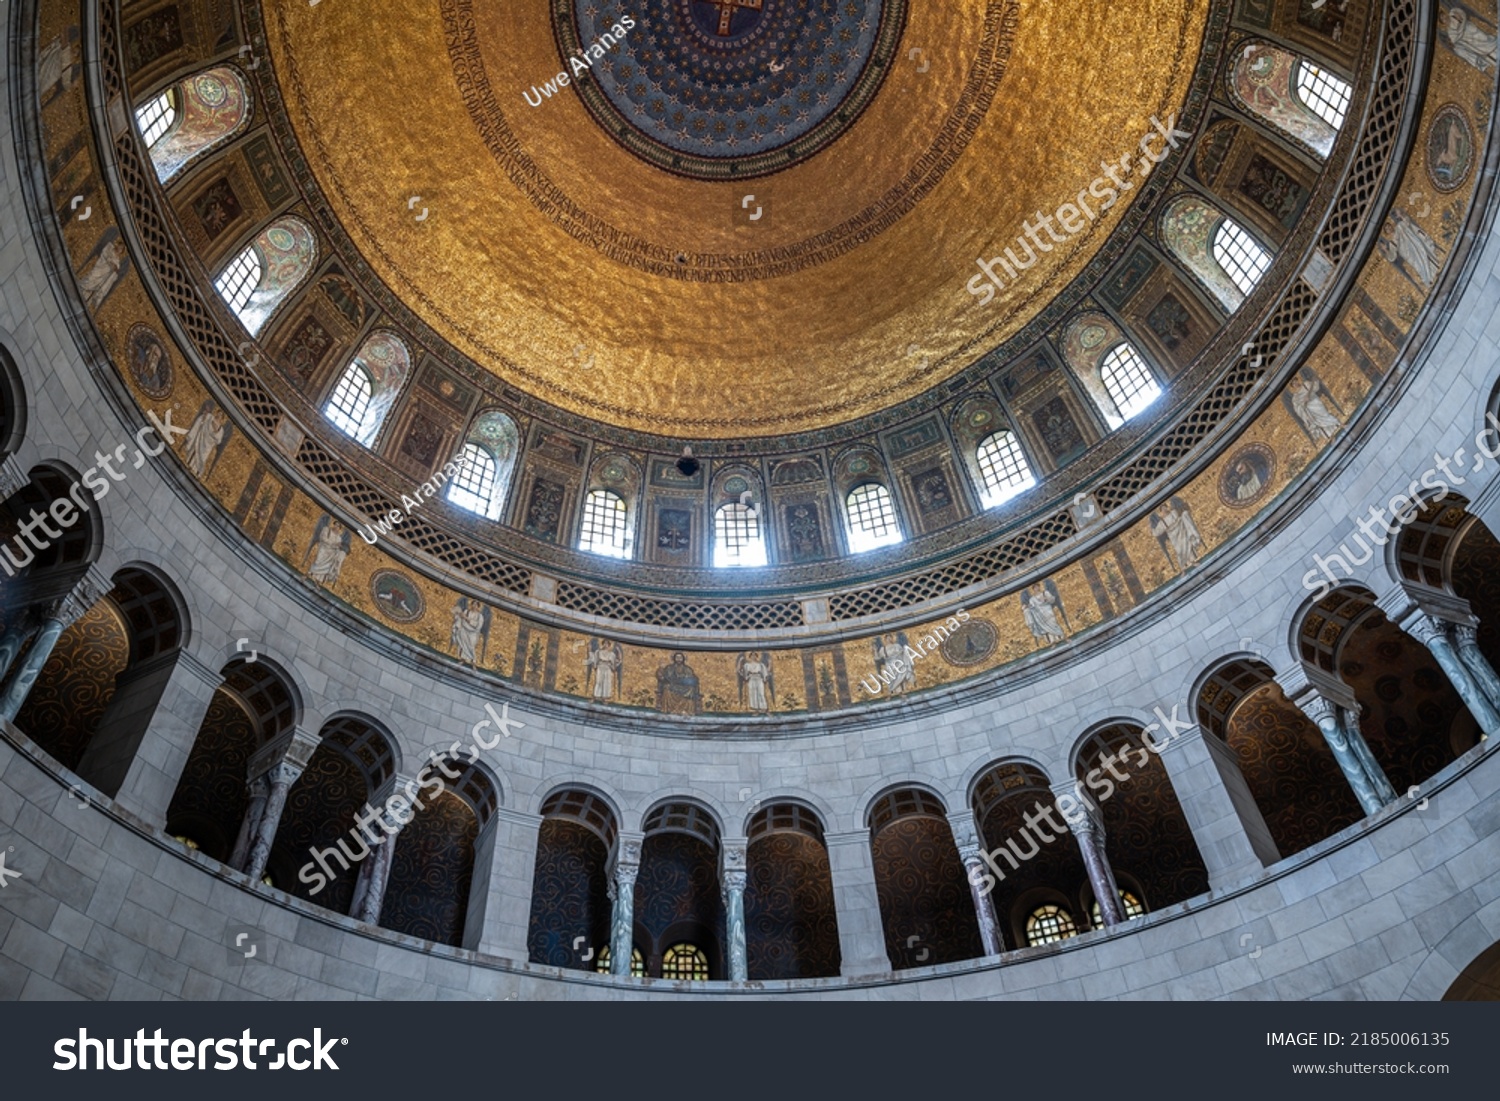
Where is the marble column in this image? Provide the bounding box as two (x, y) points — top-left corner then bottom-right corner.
(1293, 691), (1384, 815)
(1453, 623), (1500, 727)
(947, 810), (1004, 955)
(721, 843), (748, 982)
(244, 760), (304, 882)
(1339, 705), (1398, 805)
(608, 835), (642, 977)
(1058, 794), (1124, 927)
(1401, 611), (1500, 736)
(0, 573), (104, 723)
(0, 614), (34, 686)
(228, 775), (270, 871)
(353, 810), (404, 925)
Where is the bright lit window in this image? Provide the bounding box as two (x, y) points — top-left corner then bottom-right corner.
(579, 489), (630, 559)
(1295, 63), (1352, 130)
(1213, 218), (1272, 297)
(135, 89), (178, 147)
(595, 945), (646, 977)
(1090, 890), (1146, 927)
(1099, 344), (1162, 421)
(1025, 904), (1078, 947)
(975, 430), (1035, 508)
(447, 443), (499, 518)
(713, 502), (767, 567)
(660, 943), (711, 981)
(845, 483), (902, 553)
(215, 245), (262, 315)
(324, 363), (373, 441)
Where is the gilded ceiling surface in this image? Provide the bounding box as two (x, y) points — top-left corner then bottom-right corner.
(265, 0), (1206, 434)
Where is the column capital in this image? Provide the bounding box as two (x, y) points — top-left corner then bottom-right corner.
(1278, 664), (1361, 715)
(1377, 585), (1477, 633)
(613, 831), (645, 877)
(1048, 780), (1102, 837)
(47, 565), (111, 629)
(247, 725), (322, 782)
(0, 454), (26, 502)
(720, 840), (747, 877)
(944, 808), (982, 852)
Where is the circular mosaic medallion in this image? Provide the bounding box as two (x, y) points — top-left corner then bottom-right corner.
(370, 569), (426, 623)
(1218, 442), (1276, 509)
(126, 323), (173, 399)
(939, 618), (998, 667)
(560, 0), (907, 179)
(1425, 103), (1474, 194)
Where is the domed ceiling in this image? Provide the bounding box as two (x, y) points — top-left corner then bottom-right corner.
(265, 0), (1205, 433)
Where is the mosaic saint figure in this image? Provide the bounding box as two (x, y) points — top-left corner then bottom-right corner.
(587, 638), (623, 701)
(304, 515), (351, 588)
(1286, 371), (1344, 441)
(1021, 581), (1067, 645)
(737, 650), (774, 712)
(451, 597), (490, 668)
(656, 652), (701, 715)
(184, 402), (229, 478)
(1151, 497), (1203, 572)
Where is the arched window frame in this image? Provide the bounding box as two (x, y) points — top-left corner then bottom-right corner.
(844, 481), (903, 553)
(1025, 903), (1078, 947)
(214, 244), (262, 315)
(447, 442), (501, 520)
(1293, 61), (1352, 130)
(1213, 217), (1273, 298)
(141, 66), (252, 183)
(1098, 343), (1163, 422)
(713, 501), (767, 568)
(1090, 890), (1147, 927)
(134, 88), (178, 147)
(660, 943), (711, 981)
(579, 488), (632, 559)
(974, 429), (1036, 508)
(324, 362), (375, 442)
(595, 945), (646, 977)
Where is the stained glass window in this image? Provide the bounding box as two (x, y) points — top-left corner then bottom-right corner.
(1090, 890), (1147, 927)
(661, 943), (711, 981)
(1025, 903), (1078, 946)
(595, 945), (646, 977)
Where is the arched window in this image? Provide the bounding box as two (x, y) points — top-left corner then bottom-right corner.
(325, 332), (412, 448)
(1294, 63), (1352, 130)
(1025, 904), (1078, 947)
(215, 217), (317, 335)
(1229, 44), (1341, 159)
(975, 430), (1035, 508)
(448, 443), (498, 517)
(324, 363), (373, 441)
(595, 945), (646, 977)
(141, 66), (251, 182)
(1099, 343), (1162, 421)
(580, 489), (630, 559)
(1213, 217), (1272, 297)
(214, 244), (261, 314)
(134, 89), (178, 147)
(1090, 890), (1146, 927)
(713, 502), (767, 567)
(845, 483), (902, 553)
(660, 943), (711, 981)
(445, 411), (516, 520)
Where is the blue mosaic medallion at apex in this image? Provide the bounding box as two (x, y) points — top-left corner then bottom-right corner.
(561, 0), (906, 180)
